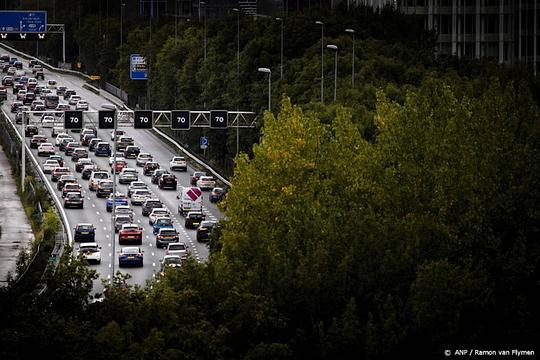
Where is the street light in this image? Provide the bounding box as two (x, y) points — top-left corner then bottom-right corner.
(315, 20), (324, 104)
(258, 67), (272, 111)
(201, 1), (207, 60)
(345, 28), (355, 87)
(120, 1), (125, 47)
(326, 44), (338, 102)
(232, 8), (240, 155)
(276, 17), (283, 81)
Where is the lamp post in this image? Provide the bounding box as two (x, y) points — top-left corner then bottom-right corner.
(232, 8), (240, 155)
(276, 17), (283, 81)
(258, 67), (272, 111)
(326, 44), (338, 102)
(315, 20), (324, 103)
(345, 28), (355, 87)
(201, 1), (207, 60)
(120, 1), (125, 47)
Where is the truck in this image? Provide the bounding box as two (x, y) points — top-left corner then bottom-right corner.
(177, 186), (203, 216)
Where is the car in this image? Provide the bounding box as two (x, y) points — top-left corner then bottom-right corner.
(160, 255), (183, 273)
(24, 124), (38, 137)
(57, 174), (77, 191)
(111, 129), (125, 141)
(197, 176), (216, 190)
(23, 92), (36, 105)
(143, 161), (160, 176)
(135, 152), (153, 167)
(47, 79), (57, 89)
(71, 147), (89, 162)
(41, 116), (55, 128)
(27, 77), (37, 89)
(95, 142), (112, 157)
(210, 187), (226, 203)
(15, 111), (24, 124)
(96, 180), (114, 198)
(151, 169), (169, 184)
(78, 243), (101, 264)
(131, 189), (153, 206)
(124, 145), (141, 159)
(74, 223), (96, 242)
(88, 138), (103, 152)
(58, 137), (74, 151)
(158, 174), (177, 190)
(63, 192), (84, 209)
(75, 158), (93, 172)
(75, 100), (89, 110)
(111, 159), (128, 174)
(12, 82), (25, 95)
(51, 126), (65, 138)
(118, 247), (144, 267)
(0, 86), (6, 100)
(16, 89), (27, 102)
(79, 128), (94, 141)
(42, 159), (60, 174)
(6, 66), (16, 76)
(118, 224), (143, 245)
(55, 103), (70, 116)
(185, 211), (206, 229)
(31, 64), (42, 74)
(142, 198), (164, 217)
(48, 154), (64, 167)
(64, 141), (81, 156)
(2, 75), (13, 86)
(118, 168), (138, 184)
(153, 217), (174, 235)
(81, 133), (96, 146)
(35, 70), (44, 81)
(196, 221), (216, 242)
(56, 86), (67, 96)
(13, 61), (23, 70)
(30, 100), (44, 111)
(127, 181), (147, 197)
(55, 133), (71, 146)
(37, 142), (55, 156)
(63, 89), (76, 100)
(62, 183), (83, 198)
(114, 214), (132, 233)
(109, 154), (125, 166)
(166, 242), (189, 259)
(115, 205), (134, 219)
(149, 208), (171, 225)
(10, 100), (23, 113)
(116, 135), (134, 151)
(33, 104), (46, 112)
(169, 156), (187, 171)
(155, 228), (180, 249)
(89, 171), (110, 191)
(106, 193), (128, 212)
(81, 164), (98, 180)
(51, 167), (70, 182)
(191, 171), (207, 186)
(30, 135), (48, 149)
(68, 94), (81, 105)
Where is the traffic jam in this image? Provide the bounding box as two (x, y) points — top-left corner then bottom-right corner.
(1, 53), (227, 277)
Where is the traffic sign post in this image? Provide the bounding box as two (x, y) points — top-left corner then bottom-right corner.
(210, 110), (228, 129)
(134, 110), (153, 129)
(130, 54), (148, 80)
(171, 110), (190, 130)
(98, 110), (115, 129)
(200, 136), (208, 150)
(64, 110), (83, 129)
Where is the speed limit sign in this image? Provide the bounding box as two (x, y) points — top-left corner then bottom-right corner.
(171, 110), (190, 130)
(210, 110), (228, 129)
(64, 110), (83, 129)
(98, 110), (115, 129)
(134, 110), (153, 129)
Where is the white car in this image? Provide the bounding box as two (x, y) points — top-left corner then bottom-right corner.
(149, 208), (171, 225)
(166, 242), (189, 259)
(42, 116), (55, 128)
(78, 242), (101, 264)
(75, 100), (88, 110)
(160, 255), (182, 274)
(169, 156), (187, 171)
(196, 175), (216, 190)
(114, 205), (134, 220)
(55, 133), (71, 146)
(109, 155), (125, 166)
(37, 142), (55, 156)
(136, 152), (153, 167)
(131, 189), (153, 206)
(42, 159), (60, 173)
(55, 103), (70, 112)
(47, 79), (57, 89)
(38, 88), (52, 100)
(118, 168), (138, 184)
(68, 95), (81, 105)
(27, 78), (38, 88)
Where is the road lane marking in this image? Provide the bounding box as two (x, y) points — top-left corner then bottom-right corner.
(99, 218), (103, 222)
(152, 252), (155, 256)
(152, 262), (155, 267)
(92, 204), (95, 207)
(96, 211), (100, 215)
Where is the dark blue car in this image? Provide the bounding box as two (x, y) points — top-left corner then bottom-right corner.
(118, 247), (144, 267)
(74, 223), (96, 242)
(106, 194), (128, 212)
(95, 142), (111, 157)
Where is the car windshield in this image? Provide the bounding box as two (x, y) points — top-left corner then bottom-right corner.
(160, 229), (177, 236)
(156, 218), (172, 225)
(165, 257), (182, 265)
(122, 226), (139, 231)
(169, 243), (186, 251)
(134, 190), (151, 196)
(116, 216), (131, 223)
(94, 173), (108, 179)
(78, 225), (93, 231)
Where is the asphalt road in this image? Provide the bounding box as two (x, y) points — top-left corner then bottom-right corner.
(1, 49), (224, 295)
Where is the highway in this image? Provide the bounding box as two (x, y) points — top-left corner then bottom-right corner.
(0, 48), (224, 295)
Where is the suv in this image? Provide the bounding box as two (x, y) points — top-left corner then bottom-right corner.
(63, 192), (84, 209)
(71, 147), (88, 162)
(116, 135), (134, 151)
(74, 223), (96, 242)
(95, 142), (111, 157)
(136, 152), (153, 167)
(124, 145), (141, 159)
(89, 171), (110, 191)
(185, 211), (206, 229)
(196, 221), (216, 242)
(142, 198), (164, 217)
(64, 141), (81, 156)
(155, 228), (180, 249)
(158, 174), (177, 190)
(96, 180), (114, 198)
(78, 243), (101, 264)
(169, 156), (187, 171)
(143, 161), (160, 176)
(191, 171), (207, 186)
(25, 125), (38, 137)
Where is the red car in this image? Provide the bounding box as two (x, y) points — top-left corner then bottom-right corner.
(111, 160), (128, 174)
(118, 224), (143, 245)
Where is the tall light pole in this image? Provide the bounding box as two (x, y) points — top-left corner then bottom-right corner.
(201, 1), (207, 60)
(258, 67), (272, 111)
(345, 28), (355, 87)
(120, 1), (125, 47)
(315, 20), (324, 103)
(326, 44), (338, 102)
(232, 8), (240, 155)
(276, 17), (283, 81)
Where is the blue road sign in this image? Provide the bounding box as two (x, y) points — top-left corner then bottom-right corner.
(130, 54), (148, 80)
(0, 11), (47, 33)
(200, 136), (208, 149)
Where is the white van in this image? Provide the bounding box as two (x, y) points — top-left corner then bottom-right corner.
(177, 186), (203, 216)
